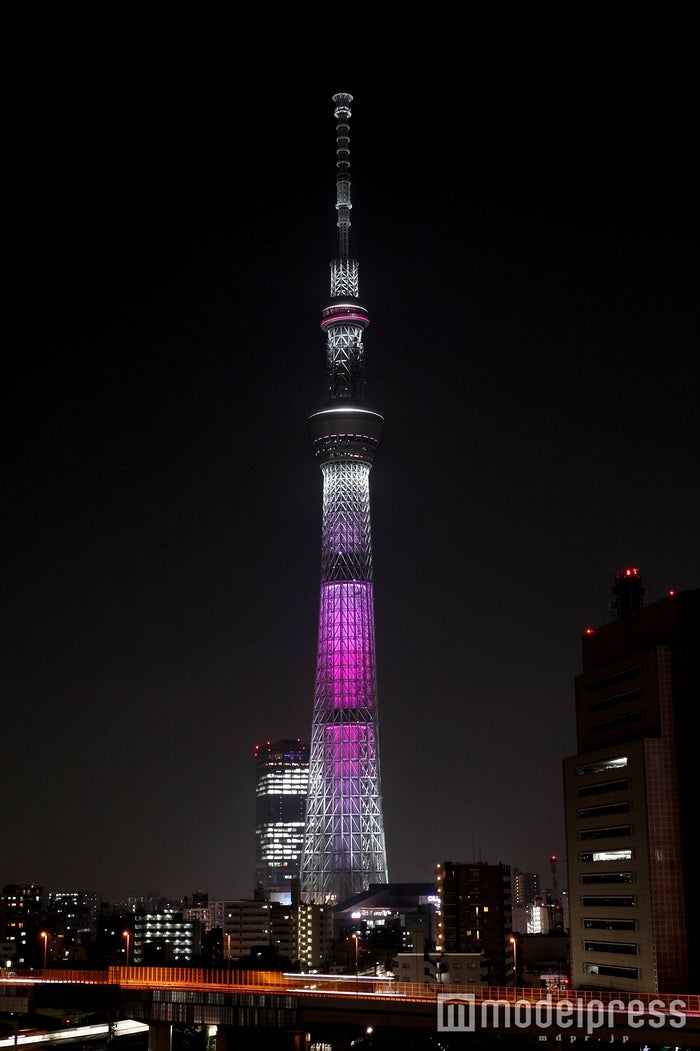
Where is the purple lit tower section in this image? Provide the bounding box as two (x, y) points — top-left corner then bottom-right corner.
(300, 93), (388, 905)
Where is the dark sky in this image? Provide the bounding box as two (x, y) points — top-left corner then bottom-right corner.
(3, 68), (698, 903)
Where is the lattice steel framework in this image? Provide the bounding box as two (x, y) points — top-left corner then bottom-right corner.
(300, 93), (388, 904)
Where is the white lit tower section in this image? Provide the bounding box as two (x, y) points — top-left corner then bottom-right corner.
(300, 93), (388, 905)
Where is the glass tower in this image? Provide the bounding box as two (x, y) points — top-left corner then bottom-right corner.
(254, 739), (309, 904)
(300, 92), (389, 905)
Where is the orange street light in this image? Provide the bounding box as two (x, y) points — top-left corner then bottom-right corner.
(351, 932), (360, 973)
(122, 930), (130, 966)
(510, 936), (518, 986)
(226, 932), (231, 971)
(40, 931), (48, 969)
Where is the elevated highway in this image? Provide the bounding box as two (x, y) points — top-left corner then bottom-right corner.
(2, 969), (698, 1050)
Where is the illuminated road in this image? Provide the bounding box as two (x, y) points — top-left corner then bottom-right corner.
(0, 1020), (148, 1049)
(2, 970), (699, 1048)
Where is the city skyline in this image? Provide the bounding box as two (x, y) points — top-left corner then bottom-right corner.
(3, 77), (698, 902)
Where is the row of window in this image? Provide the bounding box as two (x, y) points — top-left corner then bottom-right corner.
(586, 962), (639, 979)
(584, 940), (636, 955)
(579, 850), (631, 863)
(581, 896), (635, 907)
(580, 824), (631, 840)
(585, 667), (641, 694)
(588, 688), (641, 713)
(578, 777), (629, 797)
(578, 801), (630, 819)
(583, 918), (636, 931)
(581, 872), (633, 884)
(576, 756), (628, 776)
(575, 747), (641, 986)
(591, 711), (643, 733)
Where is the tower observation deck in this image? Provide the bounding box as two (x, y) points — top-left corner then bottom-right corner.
(299, 93), (389, 905)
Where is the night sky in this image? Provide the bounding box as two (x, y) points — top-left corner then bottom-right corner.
(3, 69), (698, 903)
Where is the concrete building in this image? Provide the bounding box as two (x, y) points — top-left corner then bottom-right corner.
(563, 579), (698, 994)
(395, 951), (486, 985)
(297, 902), (333, 972)
(133, 913), (202, 963)
(46, 890), (99, 960)
(222, 899), (297, 966)
(0, 883), (44, 967)
(435, 861), (513, 985)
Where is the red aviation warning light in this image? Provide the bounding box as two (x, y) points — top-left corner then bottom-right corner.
(550, 854), (559, 896)
(610, 567), (647, 620)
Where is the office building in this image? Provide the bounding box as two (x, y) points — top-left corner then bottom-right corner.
(133, 913), (201, 963)
(254, 739), (309, 904)
(563, 577), (698, 993)
(222, 899), (297, 966)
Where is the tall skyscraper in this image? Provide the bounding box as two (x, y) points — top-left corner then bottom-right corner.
(299, 92), (388, 905)
(563, 575), (699, 994)
(254, 739), (309, 904)
(511, 869), (540, 908)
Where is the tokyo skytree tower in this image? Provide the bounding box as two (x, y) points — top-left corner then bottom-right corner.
(300, 92), (389, 905)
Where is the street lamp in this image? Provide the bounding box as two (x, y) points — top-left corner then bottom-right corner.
(226, 933), (231, 972)
(351, 932), (359, 973)
(40, 931), (48, 969)
(122, 930), (130, 967)
(510, 936), (518, 987)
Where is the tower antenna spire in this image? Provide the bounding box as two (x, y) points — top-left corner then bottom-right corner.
(332, 92), (353, 262)
(321, 93), (369, 403)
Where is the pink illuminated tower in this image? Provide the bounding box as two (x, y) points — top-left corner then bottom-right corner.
(299, 92), (389, 905)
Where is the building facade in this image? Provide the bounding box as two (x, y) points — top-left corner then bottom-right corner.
(395, 951), (486, 985)
(133, 913), (201, 963)
(222, 899), (297, 966)
(300, 92), (388, 905)
(511, 869), (540, 908)
(297, 902), (334, 972)
(46, 890), (99, 961)
(254, 739), (309, 904)
(435, 861), (514, 985)
(0, 883), (44, 967)
(563, 581), (698, 994)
